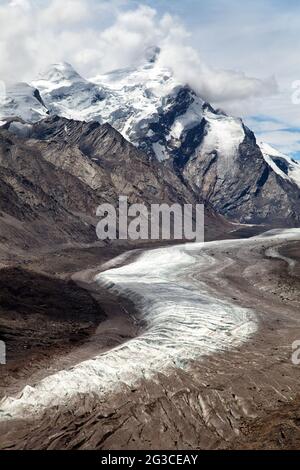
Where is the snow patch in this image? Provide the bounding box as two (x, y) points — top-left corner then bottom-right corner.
(152, 142), (169, 161)
(169, 97), (205, 140)
(198, 111), (245, 171)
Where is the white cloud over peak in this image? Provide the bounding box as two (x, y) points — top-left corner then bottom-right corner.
(0, 0), (277, 106)
(157, 43), (277, 104)
(9, 0), (30, 10)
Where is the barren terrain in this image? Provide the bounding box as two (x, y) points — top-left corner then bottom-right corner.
(0, 229), (300, 449)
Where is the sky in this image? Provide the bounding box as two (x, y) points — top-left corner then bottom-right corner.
(1, 0), (300, 157)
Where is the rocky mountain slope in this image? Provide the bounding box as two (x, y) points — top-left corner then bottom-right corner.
(183, 126), (300, 226)
(0, 116), (227, 252)
(1, 51), (300, 226)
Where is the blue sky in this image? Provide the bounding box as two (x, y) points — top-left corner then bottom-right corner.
(1, 0), (300, 157)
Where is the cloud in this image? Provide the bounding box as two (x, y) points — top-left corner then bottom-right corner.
(9, 0), (30, 10)
(256, 129), (300, 157)
(39, 0), (91, 25)
(241, 88), (300, 158)
(87, 5), (162, 73)
(0, 0), (277, 106)
(246, 115), (300, 158)
(157, 42), (277, 104)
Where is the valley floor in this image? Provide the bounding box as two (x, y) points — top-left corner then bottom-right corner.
(0, 230), (300, 449)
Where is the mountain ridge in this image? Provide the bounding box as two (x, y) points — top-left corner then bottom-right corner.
(1, 56), (300, 227)
(0, 115), (230, 253)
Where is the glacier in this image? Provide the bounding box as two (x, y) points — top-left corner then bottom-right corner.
(1, 229), (300, 422)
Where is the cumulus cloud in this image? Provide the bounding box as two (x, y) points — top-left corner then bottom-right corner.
(9, 0), (31, 10)
(0, 0), (277, 105)
(244, 91), (300, 157)
(84, 5), (162, 73)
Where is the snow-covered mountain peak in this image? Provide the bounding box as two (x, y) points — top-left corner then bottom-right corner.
(30, 63), (106, 122)
(0, 58), (241, 163)
(88, 59), (210, 161)
(259, 142), (300, 189)
(92, 56), (179, 98)
(3, 59), (296, 174)
(0, 82), (49, 123)
(32, 62), (85, 92)
(259, 142), (287, 159)
(2, 60), (300, 226)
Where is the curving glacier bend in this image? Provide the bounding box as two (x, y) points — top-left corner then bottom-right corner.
(96, 242), (257, 361)
(1, 229), (300, 422)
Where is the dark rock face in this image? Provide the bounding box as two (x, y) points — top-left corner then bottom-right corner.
(135, 87), (204, 163)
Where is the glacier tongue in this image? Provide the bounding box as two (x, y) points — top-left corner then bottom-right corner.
(2, 229), (300, 421)
(0, 238), (258, 421)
